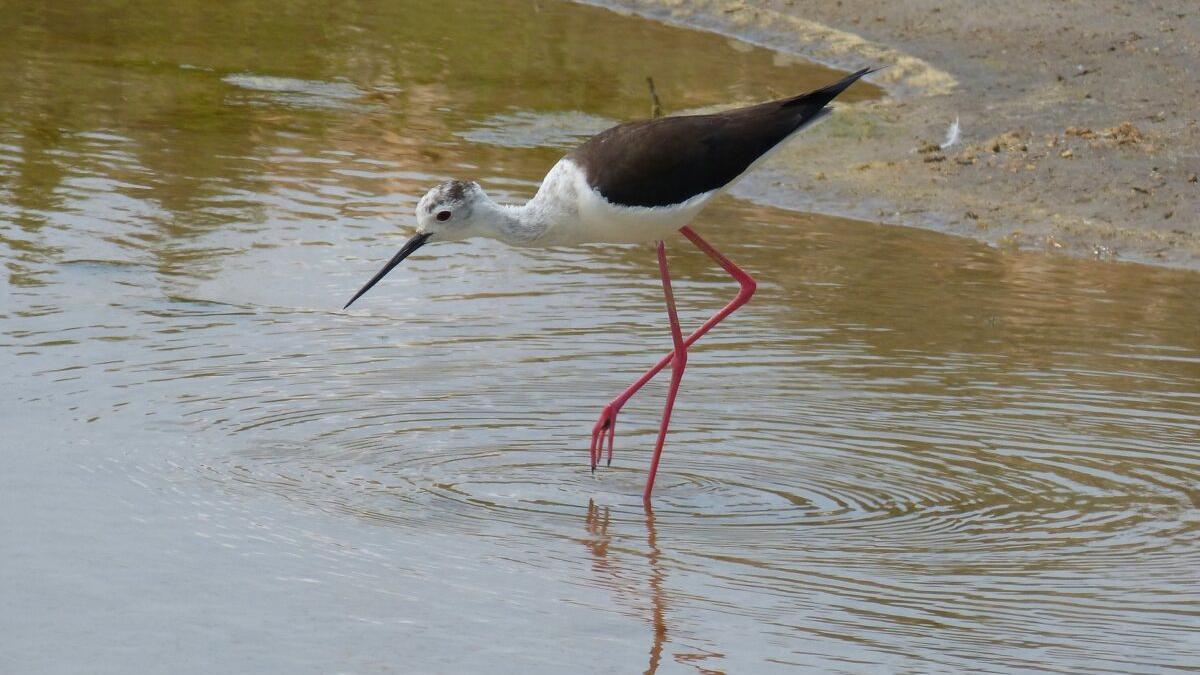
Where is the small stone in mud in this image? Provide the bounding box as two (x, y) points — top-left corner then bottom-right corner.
(985, 131), (1030, 154)
(1104, 121), (1144, 145)
(1188, 174), (1198, 183)
(1060, 149), (1074, 158)
(1000, 231), (1023, 248)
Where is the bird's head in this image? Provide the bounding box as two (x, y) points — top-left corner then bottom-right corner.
(415, 179), (487, 242)
(343, 179), (491, 310)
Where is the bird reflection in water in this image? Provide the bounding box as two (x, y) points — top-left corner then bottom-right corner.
(582, 501), (725, 674)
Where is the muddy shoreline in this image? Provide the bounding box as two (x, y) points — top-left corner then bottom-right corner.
(582, 0), (1200, 270)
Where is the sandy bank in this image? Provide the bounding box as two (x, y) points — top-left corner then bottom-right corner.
(583, 0), (1200, 269)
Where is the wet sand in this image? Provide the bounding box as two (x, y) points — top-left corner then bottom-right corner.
(584, 0), (1200, 269)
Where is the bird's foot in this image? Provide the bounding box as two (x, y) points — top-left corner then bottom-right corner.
(589, 402), (620, 471)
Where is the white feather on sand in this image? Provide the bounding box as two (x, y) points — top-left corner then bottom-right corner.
(940, 117), (962, 150)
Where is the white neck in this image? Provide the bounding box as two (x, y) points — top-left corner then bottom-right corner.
(460, 160), (587, 246)
(468, 193), (558, 247)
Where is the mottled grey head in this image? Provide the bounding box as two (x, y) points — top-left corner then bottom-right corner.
(415, 179), (486, 241)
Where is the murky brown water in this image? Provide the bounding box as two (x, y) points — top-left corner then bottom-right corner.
(2, 0), (1198, 672)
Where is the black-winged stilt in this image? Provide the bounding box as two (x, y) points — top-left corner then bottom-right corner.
(344, 68), (874, 502)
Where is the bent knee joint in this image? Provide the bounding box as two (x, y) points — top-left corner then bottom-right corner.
(737, 276), (757, 303)
(672, 349), (687, 369)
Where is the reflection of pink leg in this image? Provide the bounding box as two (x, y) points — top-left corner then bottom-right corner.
(588, 226), (758, 500)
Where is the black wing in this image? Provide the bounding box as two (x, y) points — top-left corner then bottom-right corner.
(569, 68), (873, 208)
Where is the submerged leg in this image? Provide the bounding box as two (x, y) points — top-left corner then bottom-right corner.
(589, 226), (757, 496)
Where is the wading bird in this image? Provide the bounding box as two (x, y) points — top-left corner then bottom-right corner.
(344, 68), (874, 502)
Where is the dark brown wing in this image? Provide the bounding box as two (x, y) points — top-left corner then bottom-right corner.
(569, 68), (872, 208)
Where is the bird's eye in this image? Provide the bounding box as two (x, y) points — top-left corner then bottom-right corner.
(436, 210), (452, 222)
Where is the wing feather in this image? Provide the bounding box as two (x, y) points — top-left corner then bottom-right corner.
(569, 68), (873, 208)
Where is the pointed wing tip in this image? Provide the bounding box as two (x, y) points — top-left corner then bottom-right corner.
(783, 66), (880, 110)
(836, 65), (884, 89)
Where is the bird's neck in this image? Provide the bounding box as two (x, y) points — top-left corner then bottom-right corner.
(474, 196), (550, 246)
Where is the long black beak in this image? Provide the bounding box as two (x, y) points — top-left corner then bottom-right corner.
(343, 232), (432, 309)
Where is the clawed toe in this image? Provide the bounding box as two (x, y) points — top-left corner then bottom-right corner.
(589, 405), (619, 471)
(605, 418), (616, 466)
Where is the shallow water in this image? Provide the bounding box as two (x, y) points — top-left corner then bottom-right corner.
(2, 0), (1198, 673)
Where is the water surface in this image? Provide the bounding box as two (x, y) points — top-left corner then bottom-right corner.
(2, 1), (1198, 673)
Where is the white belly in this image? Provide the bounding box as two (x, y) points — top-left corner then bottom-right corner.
(576, 187), (715, 244)
(525, 159), (716, 246)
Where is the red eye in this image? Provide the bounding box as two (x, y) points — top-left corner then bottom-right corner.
(436, 210), (452, 222)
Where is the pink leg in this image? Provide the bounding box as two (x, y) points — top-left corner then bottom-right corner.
(589, 226), (758, 498)
(645, 241), (686, 502)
